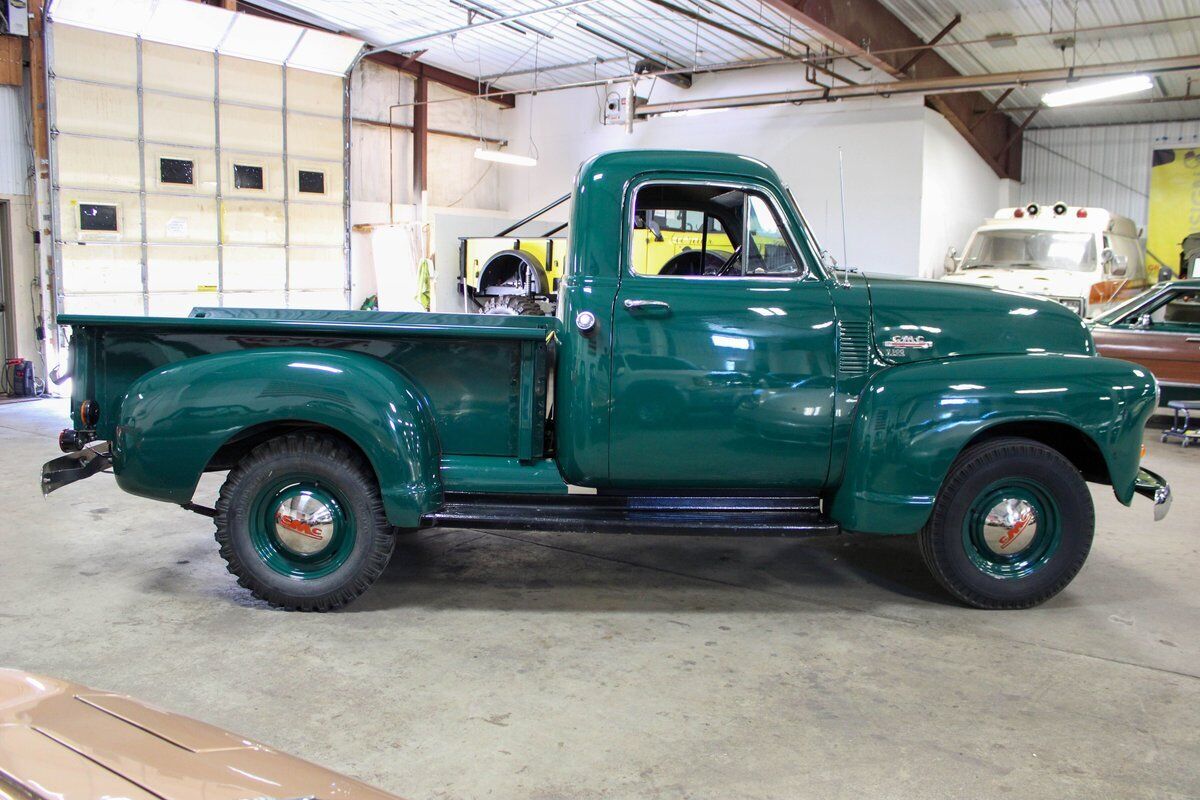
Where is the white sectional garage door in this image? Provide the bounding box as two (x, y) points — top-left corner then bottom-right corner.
(47, 1), (359, 317)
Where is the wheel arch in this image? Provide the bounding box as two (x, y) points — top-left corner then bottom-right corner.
(114, 348), (444, 528)
(827, 353), (1156, 535)
(478, 250), (549, 295)
(962, 420), (1110, 484)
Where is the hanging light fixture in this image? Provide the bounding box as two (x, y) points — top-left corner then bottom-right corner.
(1041, 75), (1153, 107)
(474, 148), (538, 167)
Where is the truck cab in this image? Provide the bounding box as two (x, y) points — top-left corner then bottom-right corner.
(942, 203), (1148, 318)
(44, 150), (1170, 613)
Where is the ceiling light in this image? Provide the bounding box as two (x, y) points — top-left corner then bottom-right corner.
(1042, 75), (1153, 107)
(474, 148), (537, 167)
(984, 33), (1017, 48)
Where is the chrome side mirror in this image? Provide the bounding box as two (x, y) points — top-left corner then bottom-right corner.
(1135, 313), (1152, 329)
(944, 246), (960, 274)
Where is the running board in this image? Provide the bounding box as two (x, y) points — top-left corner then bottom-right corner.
(422, 493), (839, 537)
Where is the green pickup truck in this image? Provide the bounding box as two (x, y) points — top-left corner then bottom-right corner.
(43, 150), (1170, 612)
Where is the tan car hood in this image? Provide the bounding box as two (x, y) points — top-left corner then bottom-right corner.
(0, 669), (401, 800)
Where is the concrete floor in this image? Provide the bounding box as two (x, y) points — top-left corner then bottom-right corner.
(2, 398), (1197, 799)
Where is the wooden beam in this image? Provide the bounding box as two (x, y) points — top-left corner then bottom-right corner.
(968, 87), (1012, 132)
(369, 50), (515, 109)
(997, 108), (1039, 159)
(412, 71), (428, 203)
(764, 0), (1022, 179)
(0, 37), (22, 87)
(27, 1), (47, 166)
(895, 13), (960, 76)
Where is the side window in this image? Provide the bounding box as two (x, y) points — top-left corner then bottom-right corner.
(630, 183), (801, 278)
(745, 194), (799, 275)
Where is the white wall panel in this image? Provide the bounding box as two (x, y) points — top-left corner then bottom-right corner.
(286, 112), (342, 159)
(147, 246), (219, 292)
(220, 104), (283, 153)
(1020, 122), (1200, 231)
(57, 135), (140, 191)
(146, 195), (219, 242)
(54, 81), (138, 138)
(220, 152), (284, 199)
(288, 203), (343, 246)
(145, 147), (218, 195)
(60, 244), (142, 293)
(219, 57), (282, 106)
(286, 68), (342, 116)
(223, 246), (286, 291)
(144, 93), (215, 147)
(52, 25), (135, 84)
(289, 247), (344, 289)
(142, 41), (213, 97)
(58, 193), (142, 242)
(0, 86), (28, 196)
(221, 199), (285, 244)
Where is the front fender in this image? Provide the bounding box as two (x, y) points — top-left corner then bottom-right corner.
(828, 353), (1157, 534)
(113, 348), (442, 527)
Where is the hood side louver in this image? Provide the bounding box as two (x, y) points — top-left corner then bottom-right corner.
(837, 319), (870, 376)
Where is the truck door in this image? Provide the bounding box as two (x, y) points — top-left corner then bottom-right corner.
(608, 179), (836, 489)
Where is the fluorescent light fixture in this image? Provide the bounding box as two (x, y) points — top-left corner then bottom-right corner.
(474, 148), (537, 167)
(1042, 75), (1153, 107)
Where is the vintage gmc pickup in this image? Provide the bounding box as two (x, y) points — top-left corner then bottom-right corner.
(42, 150), (1171, 611)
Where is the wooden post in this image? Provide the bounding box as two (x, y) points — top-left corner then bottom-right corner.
(412, 69), (428, 206)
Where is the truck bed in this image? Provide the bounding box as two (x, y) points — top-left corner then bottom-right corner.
(61, 307), (558, 463)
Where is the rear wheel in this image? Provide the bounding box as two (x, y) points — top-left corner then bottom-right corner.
(481, 295), (544, 316)
(919, 437), (1094, 609)
(214, 433), (395, 611)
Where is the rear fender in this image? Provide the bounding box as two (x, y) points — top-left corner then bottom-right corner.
(828, 354), (1157, 534)
(114, 348), (442, 527)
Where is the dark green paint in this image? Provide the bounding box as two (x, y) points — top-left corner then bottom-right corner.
(58, 150), (1163, 536)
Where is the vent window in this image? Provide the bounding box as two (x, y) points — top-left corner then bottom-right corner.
(298, 169), (325, 194)
(233, 164), (264, 190)
(79, 203), (118, 232)
(159, 157), (194, 185)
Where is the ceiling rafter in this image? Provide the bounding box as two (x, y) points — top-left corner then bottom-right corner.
(763, 0), (1024, 179)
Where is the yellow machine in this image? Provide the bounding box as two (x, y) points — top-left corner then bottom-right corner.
(458, 195), (768, 315)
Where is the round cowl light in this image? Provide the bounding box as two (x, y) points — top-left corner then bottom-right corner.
(1013, 208), (1025, 218)
(1026, 203), (1040, 216)
(1053, 202), (1068, 216)
(1077, 208), (1088, 218)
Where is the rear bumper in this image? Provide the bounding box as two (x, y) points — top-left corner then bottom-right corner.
(1134, 467), (1172, 521)
(41, 447), (111, 495)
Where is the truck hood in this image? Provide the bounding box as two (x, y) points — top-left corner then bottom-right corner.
(864, 273), (1094, 365)
(940, 267), (1093, 298)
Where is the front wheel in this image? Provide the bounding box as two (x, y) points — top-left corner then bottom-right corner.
(214, 433), (395, 611)
(919, 437), (1094, 609)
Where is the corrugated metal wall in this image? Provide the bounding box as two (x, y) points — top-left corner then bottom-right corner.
(1020, 121), (1200, 230)
(0, 85), (30, 197)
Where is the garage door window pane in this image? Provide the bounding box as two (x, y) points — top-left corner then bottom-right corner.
(79, 203), (118, 232)
(233, 163), (264, 190)
(159, 158), (194, 185)
(298, 169), (325, 194)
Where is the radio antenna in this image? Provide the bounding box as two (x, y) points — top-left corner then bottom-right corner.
(837, 146), (849, 271)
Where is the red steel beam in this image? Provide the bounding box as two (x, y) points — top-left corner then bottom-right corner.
(764, 0), (1023, 179)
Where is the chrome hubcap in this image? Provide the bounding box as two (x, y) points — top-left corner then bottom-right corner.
(273, 492), (336, 556)
(981, 498), (1039, 555)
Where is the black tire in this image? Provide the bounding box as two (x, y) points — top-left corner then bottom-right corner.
(482, 295), (545, 316)
(918, 437), (1094, 610)
(214, 433), (395, 611)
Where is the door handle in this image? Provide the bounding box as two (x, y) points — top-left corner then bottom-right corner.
(623, 299), (670, 312)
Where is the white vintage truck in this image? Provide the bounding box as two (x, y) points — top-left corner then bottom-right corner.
(942, 203), (1149, 318)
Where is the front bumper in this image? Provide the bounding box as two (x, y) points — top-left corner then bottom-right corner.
(1134, 467), (1172, 521)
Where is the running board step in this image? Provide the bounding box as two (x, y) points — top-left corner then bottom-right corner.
(423, 493), (839, 537)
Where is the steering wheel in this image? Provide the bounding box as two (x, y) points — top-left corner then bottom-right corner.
(658, 249), (727, 276)
(714, 246), (742, 277)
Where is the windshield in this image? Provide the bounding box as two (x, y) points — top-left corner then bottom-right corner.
(961, 230), (1097, 272)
